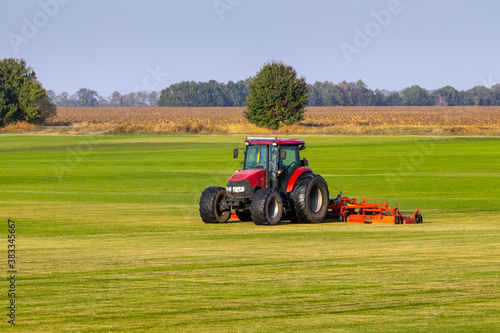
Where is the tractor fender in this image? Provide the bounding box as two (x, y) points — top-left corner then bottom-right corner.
(285, 167), (313, 193)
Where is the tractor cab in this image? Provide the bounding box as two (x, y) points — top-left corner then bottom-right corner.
(234, 137), (308, 192)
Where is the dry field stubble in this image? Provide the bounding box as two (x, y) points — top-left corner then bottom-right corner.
(41, 106), (500, 135)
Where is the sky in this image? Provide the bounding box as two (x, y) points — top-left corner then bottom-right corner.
(1, 0), (499, 96)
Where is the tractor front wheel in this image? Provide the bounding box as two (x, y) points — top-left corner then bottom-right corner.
(199, 187), (230, 223)
(250, 189), (283, 226)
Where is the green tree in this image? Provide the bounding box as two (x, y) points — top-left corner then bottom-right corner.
(373, 89), (388, 106)
(244, 61), (308, 129)
(158, 81), (198, 107)
(76, 88), (99, 107)
(226, 80), (248, 106)
(466, 86), (494, 105)
(0, 58), (56, 126)
(401, 85), (433, 106)
(490, 84), (500, 105)
(320, 81), (345, 106)
(433, 85), (460, 106)
(306, 82), (322, 106)
(351, 80), (374, 106)
(109, 91), (122, 107)
(386, 91), (402, 106)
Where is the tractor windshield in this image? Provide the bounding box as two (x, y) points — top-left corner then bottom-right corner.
(244, 145), (268, 170)
(244, 145), (280, 170)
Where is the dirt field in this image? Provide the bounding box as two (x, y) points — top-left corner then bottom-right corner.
(32, 106), (500, 135)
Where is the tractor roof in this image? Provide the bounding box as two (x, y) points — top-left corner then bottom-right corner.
(245, 137), (305, 146)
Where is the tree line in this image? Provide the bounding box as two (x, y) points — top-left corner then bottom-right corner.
(157, 79), (500, 107)
(49, 80), (500, 108)
(48, 89), (160, 107)
(48, 79), (252, 108)
(307, 80), (500, 107)
(5, 56), (498, 130)
(158, 79), (252, 107)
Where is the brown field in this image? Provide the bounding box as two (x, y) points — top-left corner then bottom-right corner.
(26, 106), (500, 135)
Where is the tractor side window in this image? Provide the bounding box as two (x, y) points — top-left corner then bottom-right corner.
(280, 146), (299, 170)
(278, 146), (300, 190)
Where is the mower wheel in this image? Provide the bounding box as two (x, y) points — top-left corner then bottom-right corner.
(250, 189), (283, 226)
(236, 210), (252, 222)
(199, 186), (230, 223)
(289, 173), (329, 223)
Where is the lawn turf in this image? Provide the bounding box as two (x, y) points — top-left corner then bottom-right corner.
(0, 135), (499, 332)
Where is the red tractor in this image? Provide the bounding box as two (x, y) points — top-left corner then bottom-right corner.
(199, 137), (330, 225)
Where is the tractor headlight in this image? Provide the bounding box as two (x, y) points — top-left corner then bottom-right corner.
(226, 186), (245, 193)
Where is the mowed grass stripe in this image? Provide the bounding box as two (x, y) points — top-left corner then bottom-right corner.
(0, 135), (498, 332)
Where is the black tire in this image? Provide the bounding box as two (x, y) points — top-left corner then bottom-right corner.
(236, 210), (252, 222)
(199, 186), (230, 223)
(289, 173), (329, 223)
(395, 215), (400, 224)
(250, 189), (283, 226)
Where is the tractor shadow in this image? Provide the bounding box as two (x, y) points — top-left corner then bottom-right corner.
(276, 216), (344, 225)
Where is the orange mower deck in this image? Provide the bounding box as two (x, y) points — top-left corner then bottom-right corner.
(328, 196), (422, 225)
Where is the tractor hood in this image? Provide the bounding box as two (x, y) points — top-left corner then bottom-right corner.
(226, 169), (265, 197)
(228, 169), (265, 188)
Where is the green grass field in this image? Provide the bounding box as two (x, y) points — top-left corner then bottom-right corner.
(1, 135), (499, 332)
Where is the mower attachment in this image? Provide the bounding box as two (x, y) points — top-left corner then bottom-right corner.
(329, 195), (422, 224)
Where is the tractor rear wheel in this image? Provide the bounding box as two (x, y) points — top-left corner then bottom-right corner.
(289, 173), (329, 223)
(250, 189), (283, 226)
(199, 186), (230, 223)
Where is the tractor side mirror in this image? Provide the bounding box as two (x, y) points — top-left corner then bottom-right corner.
(280, 150), (287, 160)
(233, 148), (238, 159)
